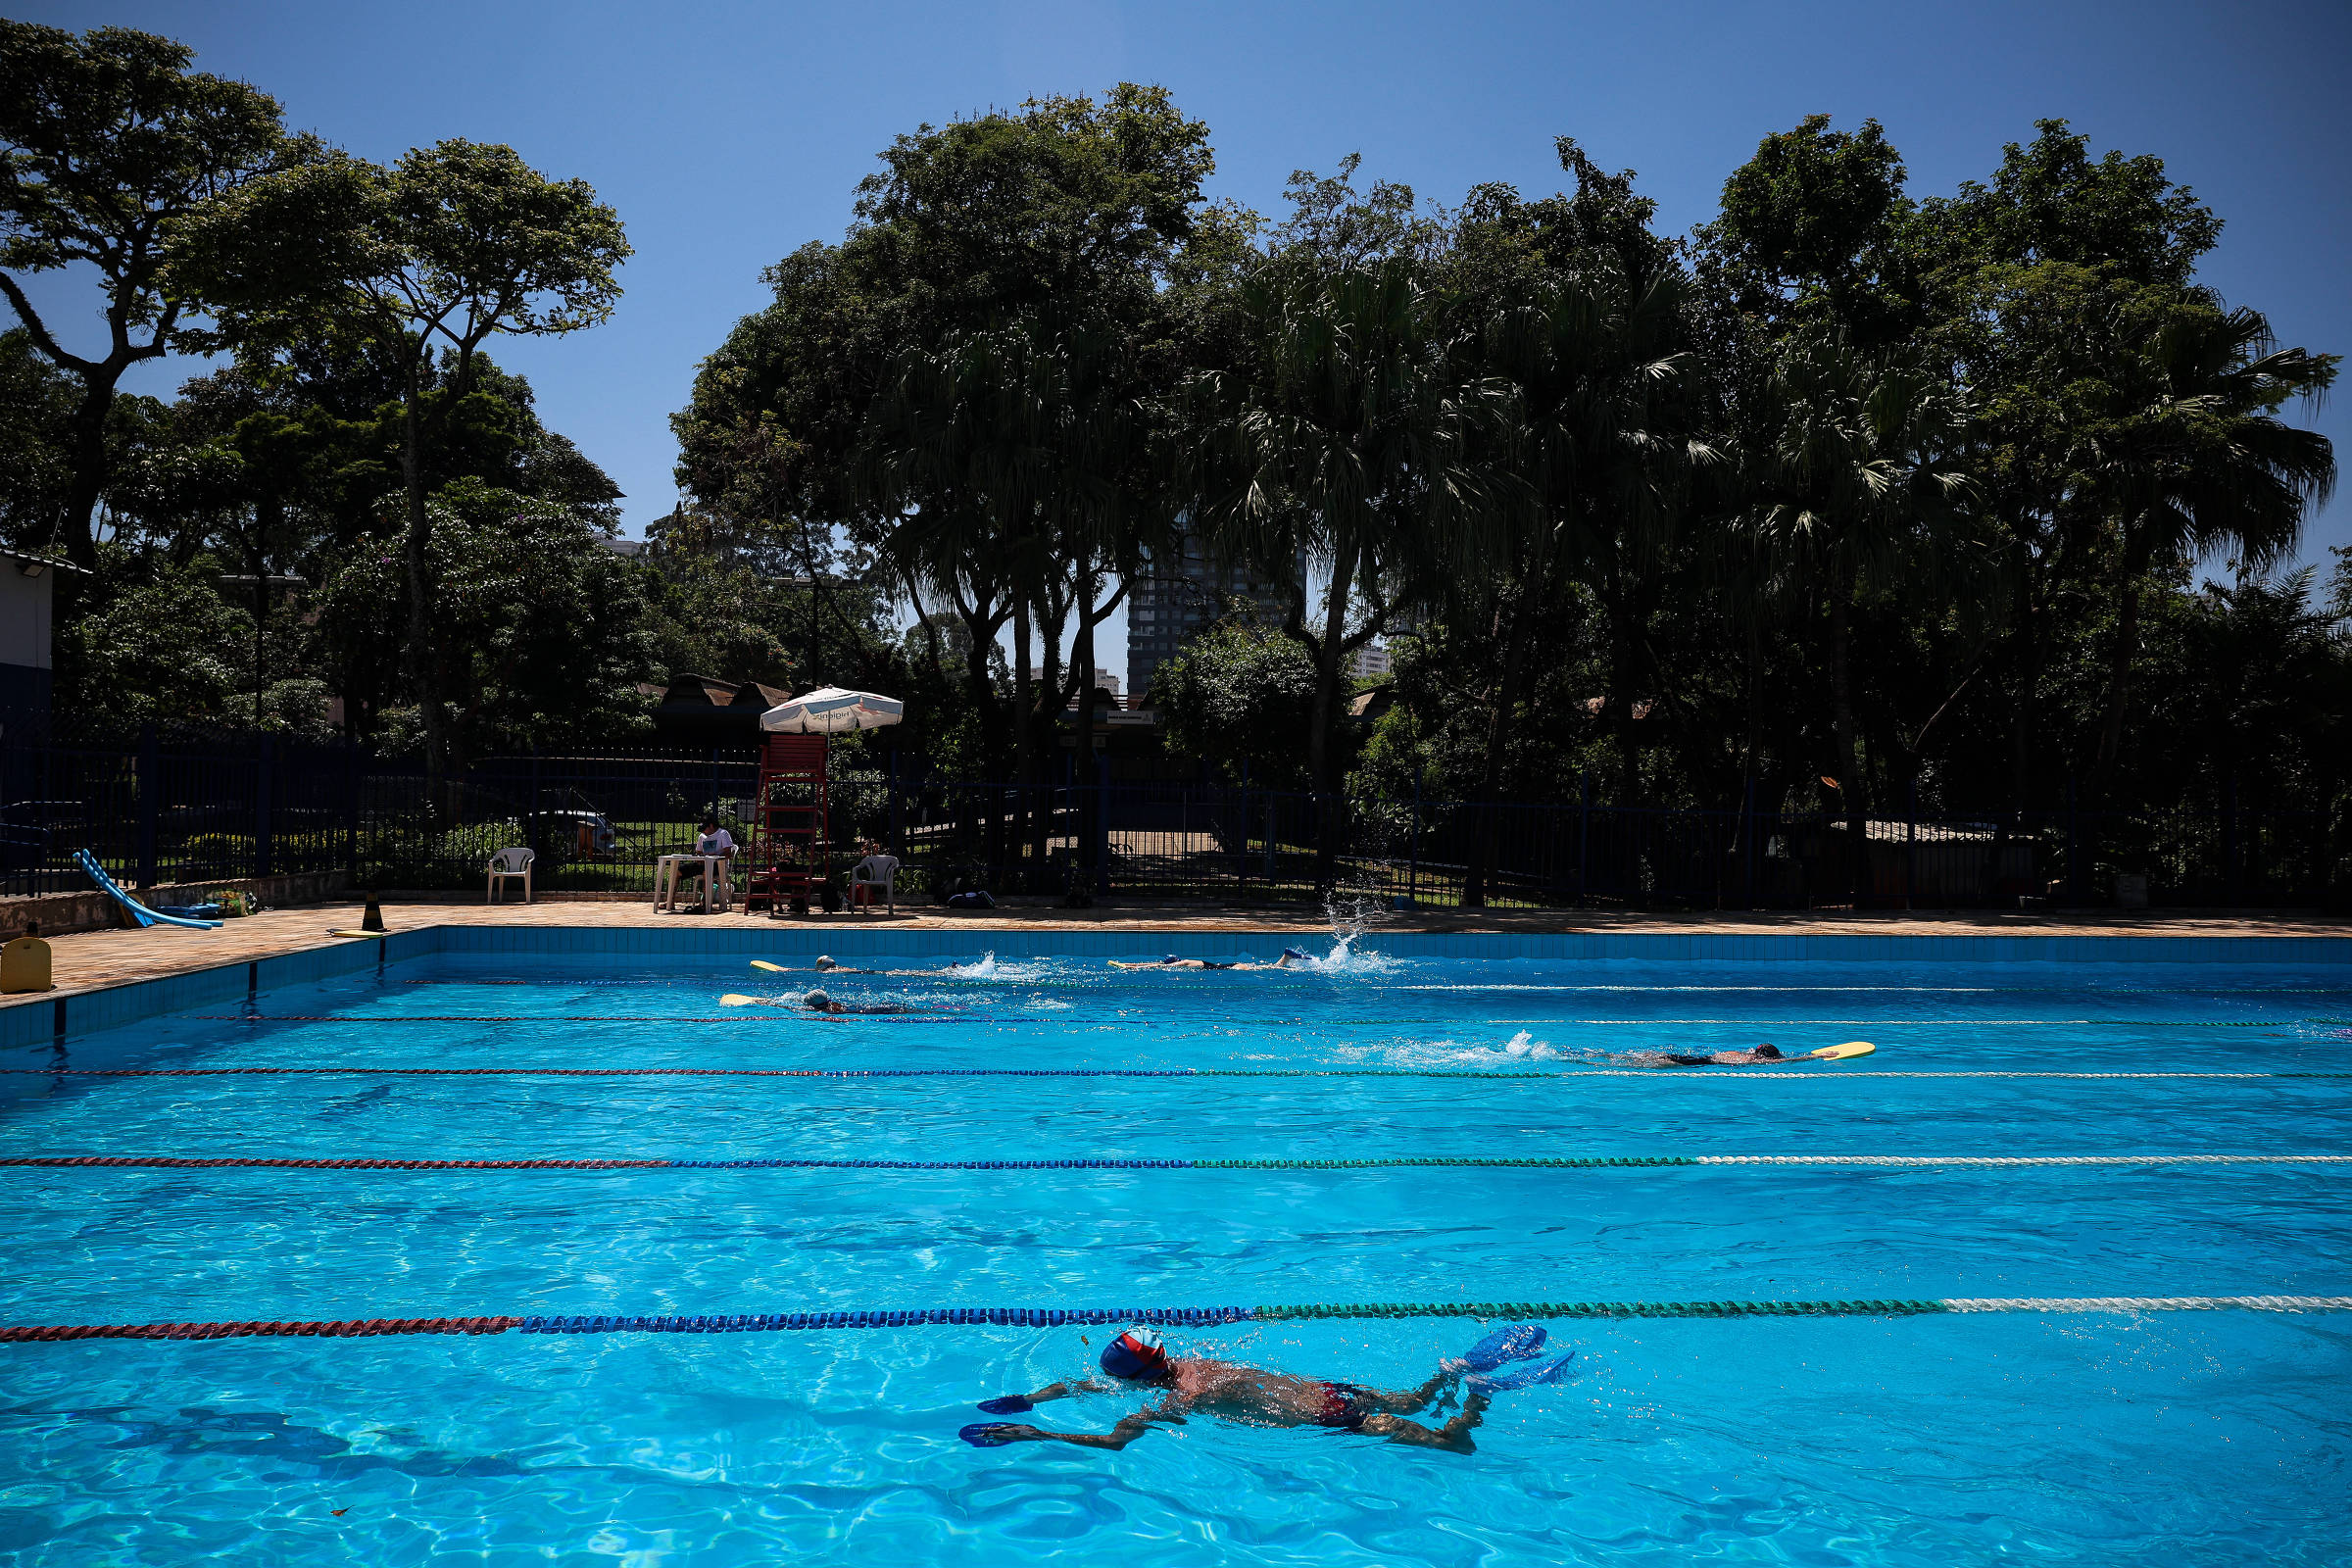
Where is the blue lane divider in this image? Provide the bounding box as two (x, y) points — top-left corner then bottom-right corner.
(514, 1305), (1260, 1333)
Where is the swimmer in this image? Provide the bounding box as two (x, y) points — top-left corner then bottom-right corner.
(812, 955), (876, 974)
(1107, 948), (1313, 971)
(961, 1325), (1572, 1455)
(1633, 1041), (1875, 1068)
(798, 988), (916, 1015)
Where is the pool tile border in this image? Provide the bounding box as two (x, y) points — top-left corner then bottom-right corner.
(4, 925), (2347, 1049)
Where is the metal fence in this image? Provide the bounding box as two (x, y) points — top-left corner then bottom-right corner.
(2, 733), (2342, 910)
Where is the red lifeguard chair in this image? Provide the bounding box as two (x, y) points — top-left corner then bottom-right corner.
(743, 688), (904, 916)
(743, 731), (831, 914)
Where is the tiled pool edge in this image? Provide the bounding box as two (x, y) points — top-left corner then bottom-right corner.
(6, 924), (2350, 1050)
(0, 931), (440, 1052)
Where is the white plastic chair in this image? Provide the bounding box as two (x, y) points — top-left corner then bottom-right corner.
(487, 847), (535, 904)
(851, 854), (898, 915)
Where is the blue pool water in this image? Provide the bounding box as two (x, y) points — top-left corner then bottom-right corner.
(1, 939), (2348, 1565)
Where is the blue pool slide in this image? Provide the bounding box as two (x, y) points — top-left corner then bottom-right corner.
(74, 849), (221, 930)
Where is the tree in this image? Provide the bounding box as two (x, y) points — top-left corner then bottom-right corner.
(1739, 332), (1975, 901)
(311, 479), (656, 756)
(0, 21), (300, 568)
(171, 139), (628, 785)
(1181, 259), (1483, 882)
(2070, 302), (2335, 786)
(0, 326), (76, 551)
(1152, 618), (1320, 789)
(1436, 142), (1712, 903)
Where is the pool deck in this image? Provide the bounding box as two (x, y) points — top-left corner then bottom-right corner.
(4, 897), (2347, 1009)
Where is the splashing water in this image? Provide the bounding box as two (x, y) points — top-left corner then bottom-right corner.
(947, 954), (998, 979)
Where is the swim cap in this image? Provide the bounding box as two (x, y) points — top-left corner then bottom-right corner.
(1100, 1327), (1171, 1381)
(804, 989), (831, 1008)
(814, 956), (837, 969)
(1281, 947), (1309, 961)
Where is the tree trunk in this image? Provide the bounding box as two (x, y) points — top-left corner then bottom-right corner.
(1011, 595), (1035, 890)
(2092, 555), (2144, 794)
(1071, 568), (1103, 905)
(1307, 531), (1358, 889)
(398, 354), (448, 811)
(2009, 567), (2037, 813)
(58, 373), (118, 571)
(1826, 578), (1868, 906)
(1462, 569), (1536, 908)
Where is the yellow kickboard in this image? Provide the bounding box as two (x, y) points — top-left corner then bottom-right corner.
(718, 993), (764, 1006)
(326, 929), (388, 939)
(751, 960), (788, 973)
(1814, 1041), (1876, 1060)
(1, 934), (54, 994)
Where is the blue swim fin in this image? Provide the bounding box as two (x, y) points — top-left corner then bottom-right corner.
(960, 1422), (1023, 1446)
(977, 1396), (1034, 1414)
(1468, 1351), (1578, 1393)
(1447, 1323), (1546, 1373)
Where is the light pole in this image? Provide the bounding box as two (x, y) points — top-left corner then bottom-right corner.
(217, 572), (308, 730)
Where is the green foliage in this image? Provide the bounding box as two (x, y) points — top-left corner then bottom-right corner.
(0, 20), (303, 564)
(312, 479), (657, 755)
(1152, 620), (1322, 789)
(55, 551), (252, 731)
(0, 327), (73, 550)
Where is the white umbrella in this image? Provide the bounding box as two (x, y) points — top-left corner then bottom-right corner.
(759, 687), (905, 734)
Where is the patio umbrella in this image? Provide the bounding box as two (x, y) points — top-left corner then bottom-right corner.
(759, 687), (906, 734)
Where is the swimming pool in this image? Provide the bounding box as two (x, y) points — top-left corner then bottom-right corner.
(1, 930), (2347, 1565)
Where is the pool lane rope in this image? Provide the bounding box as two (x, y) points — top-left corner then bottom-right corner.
(8, 1066), (2352, 1081)
(5, 1296), (2350, 1344)
(185, 1013), (2329, 1027)
(4, 1153), (2346, 1172)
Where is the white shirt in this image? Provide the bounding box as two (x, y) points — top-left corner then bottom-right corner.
(695, 828), (735, 857)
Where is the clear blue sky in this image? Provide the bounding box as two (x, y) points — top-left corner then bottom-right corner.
(18, 0), (2352, 681)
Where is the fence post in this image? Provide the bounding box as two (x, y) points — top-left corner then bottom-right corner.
(1742, 776), (1756, 908)
(254, 733), (274, 881)
(2225, 776), (2240, 905)
(527, 746), (544, 867)
(2065, 775), (2081, 906)
(1404, 768), (1422, 907)
(1577, 771), (1592, 906)
(136, 721), (158, 891)
(1905, 777), (1917, 911)
(344, 742), (360, 881)
(888, 746), (902, 857)
(1094, 755), (1110, 896)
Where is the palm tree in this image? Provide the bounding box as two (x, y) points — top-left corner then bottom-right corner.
(1179, 259), (1484, 884)
(1740, 331), (1975, 905)
(861, 315), (1172, 887)
(1452, 257), (1711, 905)
(2071, 305), (2337, 787)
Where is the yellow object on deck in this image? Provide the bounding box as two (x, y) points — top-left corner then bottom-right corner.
(1, 932), (54, 994)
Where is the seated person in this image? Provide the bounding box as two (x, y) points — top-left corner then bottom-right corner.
(850, 840), (900, 908)
(676, 816), (736, 903)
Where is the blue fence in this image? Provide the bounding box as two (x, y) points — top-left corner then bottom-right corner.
(0, 734), (2341, 909)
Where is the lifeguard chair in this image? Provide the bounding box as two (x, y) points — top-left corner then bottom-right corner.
(743, 732), (831, 914)
(746, 687), (905, 917)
